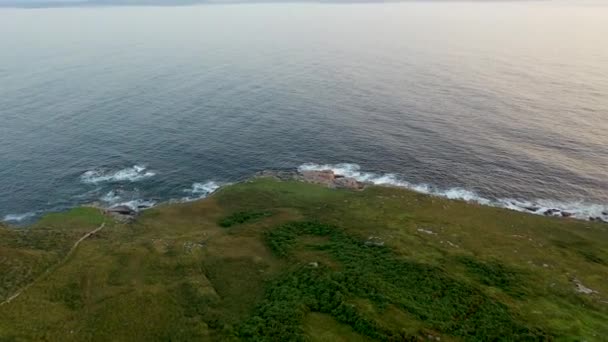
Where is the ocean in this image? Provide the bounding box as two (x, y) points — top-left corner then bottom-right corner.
(1, 1), (607, 224)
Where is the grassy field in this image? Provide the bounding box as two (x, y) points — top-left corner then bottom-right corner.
(0, 178), (607, 341)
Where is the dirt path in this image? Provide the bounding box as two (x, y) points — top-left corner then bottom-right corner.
(0, 222), (105, 307)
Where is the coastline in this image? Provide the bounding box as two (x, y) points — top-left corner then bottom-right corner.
(1, 175), (607, 340)
(3, 165), (608, 227)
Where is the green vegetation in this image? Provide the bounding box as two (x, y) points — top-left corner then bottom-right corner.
(456, 256), (526, 297)
(0, 207), (105, 302)
(219, 211), (273, 228)
(1, 178), (607, 341)
(241, 222), (545, 341)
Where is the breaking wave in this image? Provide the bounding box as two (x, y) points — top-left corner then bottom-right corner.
(100, 190), (122, 204)
(80, 165), (156, 184)
(112, 199), (157, 211)
(99, 189), (156, 211)
(181, 181), (221, 201)
(298, 163), (608, 222)
(98, 180), (220, 210)
(3, 212), (37, 223)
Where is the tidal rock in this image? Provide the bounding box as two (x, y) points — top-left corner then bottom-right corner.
(543, 209), (560, 216)
(256, 170), (297, 181)
(301, 170), (335, 186)
(334, 177), (363, 190)
(107, 205), (136, 216)
(561, 211), (573, 218)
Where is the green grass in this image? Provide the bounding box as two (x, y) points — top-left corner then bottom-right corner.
(456, 255), (527, 297)
(0, 207), (106, 302)
(218, 211), (274, 228)
(1, 178), (607, 341)
(240, 221), (547, 341)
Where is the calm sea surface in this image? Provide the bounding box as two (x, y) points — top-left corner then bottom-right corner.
(1, 1), (607, 223)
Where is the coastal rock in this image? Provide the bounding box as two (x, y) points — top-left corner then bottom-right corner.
(256, 170), (297, 181)
(301, 170), (335, 186)
(106, 205), (138, 222)
(299, 169), (364, 190)
(136, 202), (154, 210)
(334, 177), (363, 190)
(543, 209), (560, 216)
(107, 205), (136, 215)
(561, 211), (573, 218)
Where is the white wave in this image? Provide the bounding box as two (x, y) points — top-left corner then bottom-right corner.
(80, 165), (156, 184)
(3, 212), (36, 222)
(299, 162), (365, 179)
(100, 190), (122, 204)
(298, 163), (484, 202)
(113, 199), (156, 211)
(181, 181), (221, 201)
(497, 198), (608, 221)
(99, 187), (156, 211)
(299, 162), (607, 222)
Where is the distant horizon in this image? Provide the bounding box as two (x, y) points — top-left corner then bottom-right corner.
(0, 0), (408, 9)
(0, 0), (557, 9)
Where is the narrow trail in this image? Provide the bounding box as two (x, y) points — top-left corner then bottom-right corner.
(0, 221), (106, 307)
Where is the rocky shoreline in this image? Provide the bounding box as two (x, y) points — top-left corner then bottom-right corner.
(256, 169), (365, 190)
(257, 168), (607, 224)
(86, 168), (607, 225)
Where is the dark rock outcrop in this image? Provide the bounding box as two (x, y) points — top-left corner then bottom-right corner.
(543, 209), (560, 216)
(106, 205), (137, 222)
(107, 205), (136, 215)
(334, 176), (364, 190)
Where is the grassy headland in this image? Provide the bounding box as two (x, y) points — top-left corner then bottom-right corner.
(0, 178), (607, 341)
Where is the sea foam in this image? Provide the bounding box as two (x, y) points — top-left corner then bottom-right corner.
(80, 165), (156, 184)
(3, 212), (36, 222)
(298, 163), (607, 222)
(114, 199), (157, 211)
(181, 181), (221, 201)
(100, 189), (156, 211)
